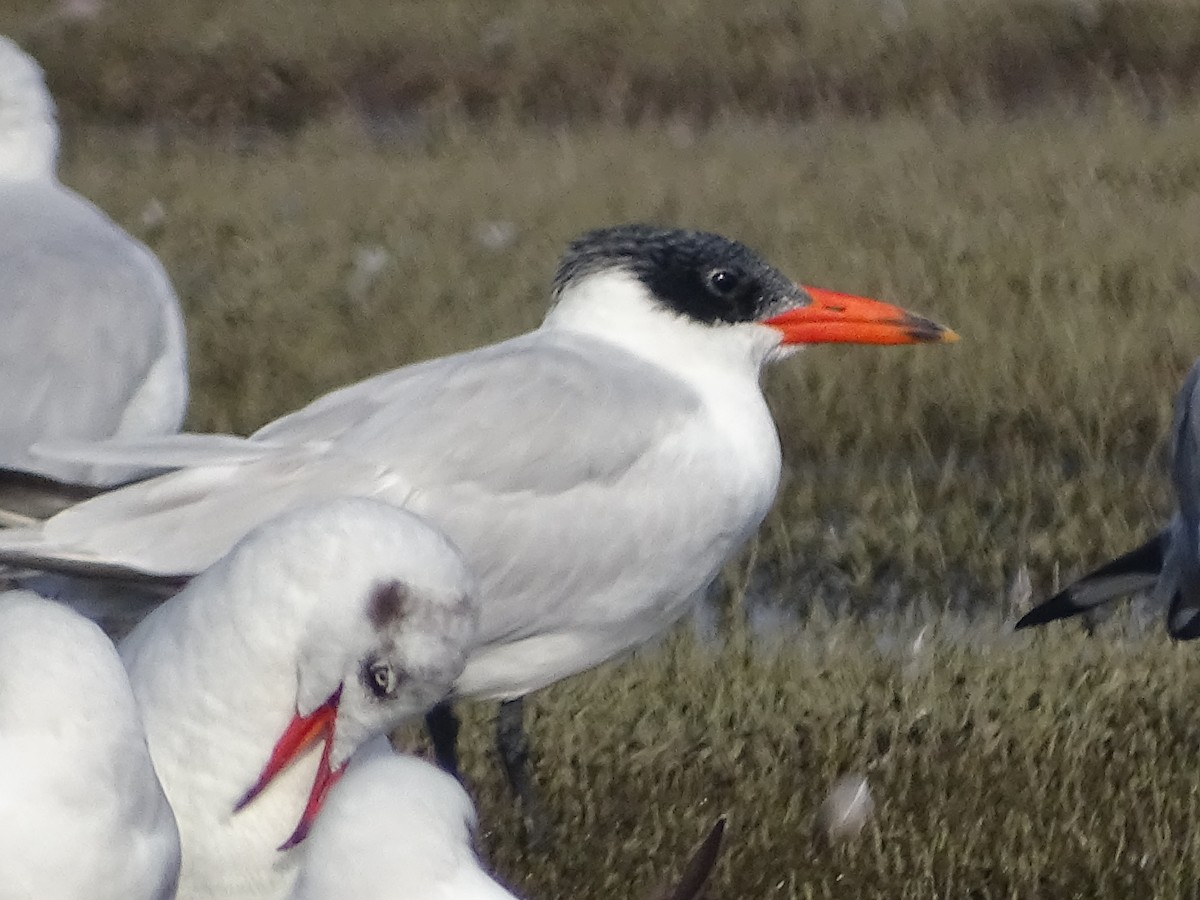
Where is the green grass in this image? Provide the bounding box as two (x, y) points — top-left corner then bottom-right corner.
(26, 20), (1200, 892)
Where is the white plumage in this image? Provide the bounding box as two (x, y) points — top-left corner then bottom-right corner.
(0, 35), (187, 486)
(0, 590), (180, 900)
(0, 226), (954, 809)
(120, 499), (478, 899)
(290, 742), (518, 900)
(7, 269), (786, 700)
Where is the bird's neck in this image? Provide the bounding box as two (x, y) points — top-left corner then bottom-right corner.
(122, 591), (313, 899)
(541, 269), (778, 383)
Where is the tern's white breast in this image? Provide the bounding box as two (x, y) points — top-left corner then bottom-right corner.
(446, 337), (783, 700)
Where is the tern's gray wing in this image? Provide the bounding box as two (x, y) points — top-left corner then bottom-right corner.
(0, 182), (187, 485)
(11, 447), (403, 577)
(0, 332), (702, 579)
(257, 330), (703, 494)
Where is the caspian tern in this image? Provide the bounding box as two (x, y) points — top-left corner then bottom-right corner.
(1016, 358), (1200, 638)
(290, 739), (727, 900)
(0, 35), (187, 495)
(118, 499), (478, 899)
(0, 590), (181, 900)
(0, 224), (957, 839)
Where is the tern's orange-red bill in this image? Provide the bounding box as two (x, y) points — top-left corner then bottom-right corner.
(764, 286), (959, 346)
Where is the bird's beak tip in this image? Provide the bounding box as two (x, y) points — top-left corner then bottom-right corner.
(766, 288), (959, 347)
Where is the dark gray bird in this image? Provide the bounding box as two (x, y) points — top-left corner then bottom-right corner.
(1016, 358), (1200, 638)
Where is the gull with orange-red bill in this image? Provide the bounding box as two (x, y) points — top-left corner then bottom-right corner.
(117, 498), (477, 899)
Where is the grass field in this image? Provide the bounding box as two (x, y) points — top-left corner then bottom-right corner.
(59, 106), (1200, 610)
(448, 616), (1200, 898)
(52, 106), (1200, 897)
(10, 0), (1200, 126)
(10, 2), (1200, 895)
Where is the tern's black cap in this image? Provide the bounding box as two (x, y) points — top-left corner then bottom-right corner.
(552, 225), (804, 326)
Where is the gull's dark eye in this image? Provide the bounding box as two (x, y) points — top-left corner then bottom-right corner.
(706, 269), (740, 297)
(363, 660), (399, 699)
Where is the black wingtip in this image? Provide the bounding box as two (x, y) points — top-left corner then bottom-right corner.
(653, 815), (727, 900)
(1014, 588), (1082, 630)
(1014, 534), (1166, 632)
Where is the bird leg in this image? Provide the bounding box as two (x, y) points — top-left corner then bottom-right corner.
(424, 701), (461, 780)
(495, 697), (549, 849)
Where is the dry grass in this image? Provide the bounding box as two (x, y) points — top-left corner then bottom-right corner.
(60, 103), (1200, 610)
(23, 12), (1200, 890)
(432, 611), (1200, 898)
(8, 0), (1200, 127)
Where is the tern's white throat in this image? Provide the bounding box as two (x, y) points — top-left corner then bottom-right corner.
(542, 268), (787, 381)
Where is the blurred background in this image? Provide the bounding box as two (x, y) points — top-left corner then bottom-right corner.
(7, 2), (1200, 895)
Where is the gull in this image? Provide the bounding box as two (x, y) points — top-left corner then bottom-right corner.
(290, 740), (727, 900)
(0, 224), (957, 839)
(0, 590), (180, 900)
(119, 499), (478, 899)
(288, 742), (520, 900)
(1016, 358), (1200, 637)
(0, 35), (187, 495)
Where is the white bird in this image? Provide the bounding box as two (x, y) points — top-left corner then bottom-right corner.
(119, 499), (478, 899)
(0, 35), (187, 492)
(1017, 357), (1200, 637)
(290, 741), (728, 900)
(0, 590), (180, 900)
(289, 742), (519, 900)
(0, 225), (957, 836)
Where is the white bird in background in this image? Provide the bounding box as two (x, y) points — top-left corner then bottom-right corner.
(119, 499), (478, 899)
(0, 35), (187, 498)
(289, 742), (520, 900)
(290, 741), (728, 900)
(0, 590), (180, 900)
(0, 224), (957, 840)
(1017, 357), (1200, 638)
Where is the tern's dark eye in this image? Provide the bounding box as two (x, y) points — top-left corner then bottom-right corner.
(706, 268), (741, 297)
(362, 660), (400, 699)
